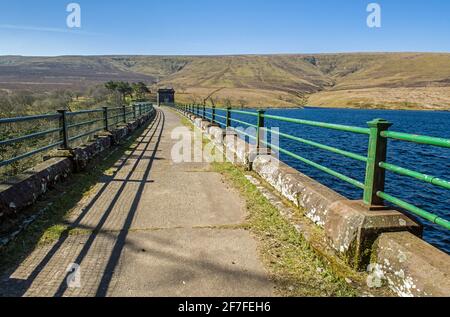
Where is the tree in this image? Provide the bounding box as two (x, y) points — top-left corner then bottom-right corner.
(115, 81), (133, 102)
(131, 82), (150, 101)
(237, 98), (247, 109)
(223, 97), (232, 108)
(188, 94), (200, 104)
(105, 81), (118, 93)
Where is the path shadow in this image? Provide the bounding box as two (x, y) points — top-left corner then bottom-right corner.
(0, 110), (164, 297)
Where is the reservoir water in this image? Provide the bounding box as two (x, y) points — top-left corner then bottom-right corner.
(230, 107), (450, 254)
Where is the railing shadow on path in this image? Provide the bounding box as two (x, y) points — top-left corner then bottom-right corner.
(2, 108), (277, 297)
(55, 110), (166, 297)
(0, 110), (164, 297)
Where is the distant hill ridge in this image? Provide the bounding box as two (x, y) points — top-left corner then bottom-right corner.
(1, 53), (450, 110)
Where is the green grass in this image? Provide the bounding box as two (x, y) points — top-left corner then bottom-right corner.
(173, 109), (359, 296)
(211, 162), (359, 297)
(0, 122), (150, 272)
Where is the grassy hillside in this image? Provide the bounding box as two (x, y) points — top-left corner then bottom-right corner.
(1, 53), (450, 110)
(0, 56), (155, 92)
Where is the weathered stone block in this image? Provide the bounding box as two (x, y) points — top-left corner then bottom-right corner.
(223, 134), (256, 168)
(194, 118), (203, 128)
(208, 126), (223, 138)
(110, 126), (129, 145)
(325, 200), (421, 269)
(127, 120), (140, 132)
(252, 154), (421, 269)
(71, 136), (112, 171)
(0, 158), (73, 221)
(253, 155), (315, 207)
(372, 232), (450, 297)
(200, 120), (213, 131)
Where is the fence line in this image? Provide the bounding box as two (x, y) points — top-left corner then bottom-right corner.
(174, 103), (450, 231)
(0, 102), (153, 171)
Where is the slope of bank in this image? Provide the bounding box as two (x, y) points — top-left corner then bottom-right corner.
(1, 53), (450, 110)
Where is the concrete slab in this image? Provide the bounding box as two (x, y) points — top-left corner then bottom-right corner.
(108, 229), (274, 297)
(132, 172), (246, 229)
(0, 107), (274, 297)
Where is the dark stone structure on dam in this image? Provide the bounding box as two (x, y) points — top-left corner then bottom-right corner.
(157, 88), (175, 106)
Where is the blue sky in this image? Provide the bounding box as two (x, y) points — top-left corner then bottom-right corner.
(0, 0), (449, 56)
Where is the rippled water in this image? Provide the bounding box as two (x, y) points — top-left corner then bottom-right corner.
(230, 107), (450, 254)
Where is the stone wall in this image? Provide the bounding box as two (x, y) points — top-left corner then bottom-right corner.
(176, 108), (450, 297)
(0, 109), (156, 225)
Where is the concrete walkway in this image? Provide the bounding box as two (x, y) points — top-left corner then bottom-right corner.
(0, 107), (274, 297)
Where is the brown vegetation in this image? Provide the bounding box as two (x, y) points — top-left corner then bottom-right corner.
(1, 53), (450, 110)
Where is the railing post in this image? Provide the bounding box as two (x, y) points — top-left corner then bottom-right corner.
(256, 110), (265, 150)
(196, 105), (200, 117)
(122, 105), (127, 123)
(211, 106), (216, 124)
(202, 105), (206, 119)
(58, 109), (69, 150)
(103, 107), (109, 131)
(133, 104), (137, 120)
(363, 119), (393, 207)
(226, 107), (231, 128)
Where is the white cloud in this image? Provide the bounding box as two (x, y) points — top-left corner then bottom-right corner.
(0, 24), (102, 35)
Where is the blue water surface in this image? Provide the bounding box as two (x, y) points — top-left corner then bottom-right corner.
(226, 107), (450, 254)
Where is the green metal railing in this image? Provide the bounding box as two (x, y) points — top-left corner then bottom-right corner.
(0, 102), (154, 170)
(173, 103), (450, 231)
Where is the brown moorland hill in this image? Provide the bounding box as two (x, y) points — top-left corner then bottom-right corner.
(1, 53), (450, 110)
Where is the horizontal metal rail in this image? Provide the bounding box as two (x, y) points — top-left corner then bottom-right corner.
(381, 131), (450, 148)
(229, 118), (257, 128)
(1, 103), (154, 171)
(175, 103), (450, 231)
(67, 109), (103, 116)
(69, 127), (105, 142)
(265, 128), (368, 162)
(68, 118), (104, 129)
(108, 114), (123, 120)
(0, 141), (63, 167)
(231, 127), (257, 140)
(0, 127), (62, 147)
(380, 162), (450, 190)
(263, 140), (365, 190)
(214, 114), (228, 120)
(263, 114), (370, 135)
(0, 113), (60, 124)
(377, 191), (450, 230)
(230, 109), (258, 117)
